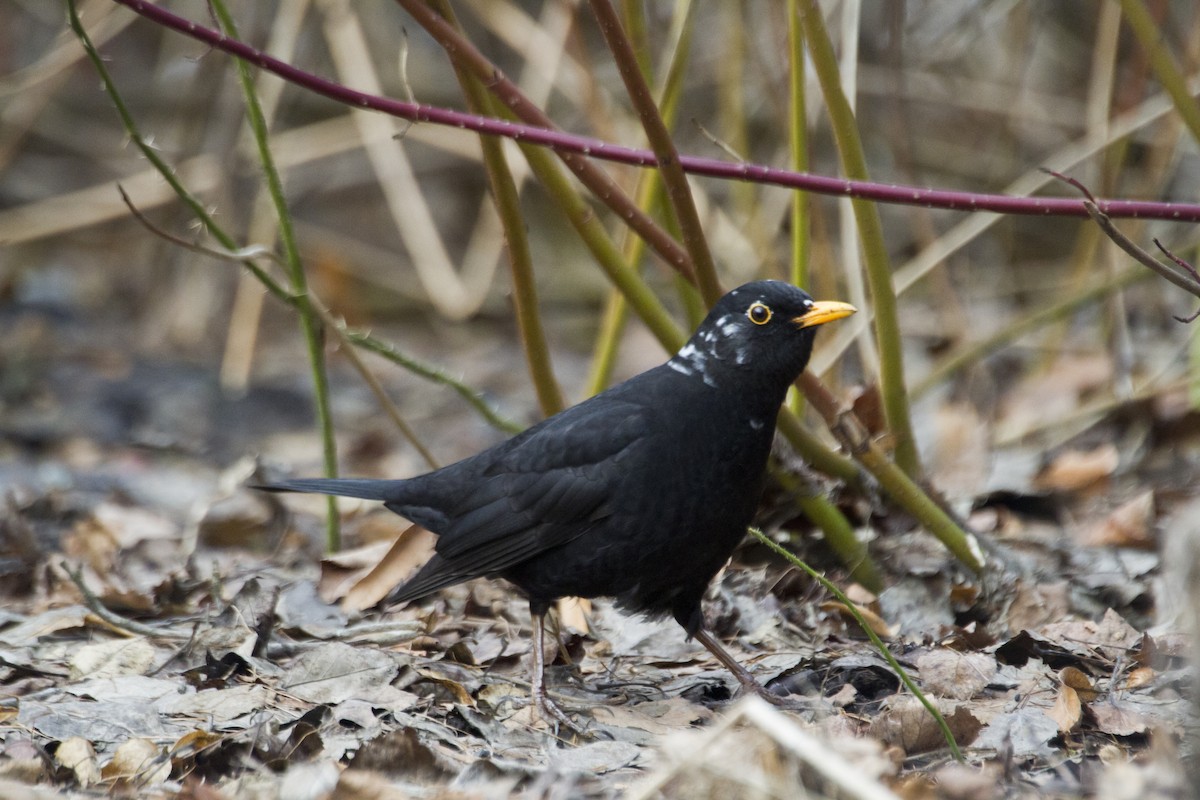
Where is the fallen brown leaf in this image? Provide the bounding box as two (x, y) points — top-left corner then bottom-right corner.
(1047, 684), (1082, 733)
(870, 696), (980, 755)
(1034, 444), (1119, 493)
(1090, 701), (1149, 737)
(821, 600), (893, 638)
(341, 524), (436, 612)
(1078, 491), (1156, 548)
(1059, 666), (1097, 701)
(102, 737), (170, 787)
(1004, 580), (1071, 633)
(53, 736), (100, 788)
(915, 650), (995, 700)
(1125, 666), (1155, 689)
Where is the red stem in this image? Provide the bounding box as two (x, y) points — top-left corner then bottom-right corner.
(111, 0), (1200, 223)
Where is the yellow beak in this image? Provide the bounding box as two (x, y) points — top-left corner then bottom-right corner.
(793, 300), (857, 329)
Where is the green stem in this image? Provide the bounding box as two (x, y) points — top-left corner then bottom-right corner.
(795, 495), (880, 591)
(787, 0), (810, 418)
(431, 0), (564, 417)
(509, 128), (688, 352)
(588, 0), (723, 307)
(586, 0), (696, 396)
(799, 373), (981, 574)
(776, 411), (861, 486)
(1118, 0), (1200, 146)
(749, 528), (964, 762)
(210, 0), (341, 551)
(618, 0), (651, 76)
(796, 0), (922, 478)
(394, 0), (698, 287)
(787, 0), (810, 291)
(862, 446), (983, 573)
(75, 0), (509, 452)
(67, 0), (289, 305)
(73, 0), (340, 550)
(770, 461), (880, 591)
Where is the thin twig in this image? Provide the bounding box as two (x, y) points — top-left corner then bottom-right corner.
(107, 0), (1200, 224)
(209, 0), (341, 551)
(117, 183), (442, 467)
(429, 0), (565, 417)
(393, 0), (696, 285)
(1155, 241), (1200, 322)
(796, 0), (922, 478)
(589, 0), (722, 306)
(61, 560), (189, 640)
(1045, 169), (1200, 322)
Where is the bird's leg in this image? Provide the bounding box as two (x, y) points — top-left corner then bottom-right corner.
(693, 628), (789, 707)
(530, 611), (582, 731)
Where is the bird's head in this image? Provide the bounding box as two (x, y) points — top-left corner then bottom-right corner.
(667, 281), (856, 392)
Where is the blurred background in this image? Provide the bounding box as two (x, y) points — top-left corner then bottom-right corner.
(2, 0), (1199, 542)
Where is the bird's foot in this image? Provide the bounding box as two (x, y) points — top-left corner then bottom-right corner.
(734, 677), (805, 711)
(533, 689), (589, 737)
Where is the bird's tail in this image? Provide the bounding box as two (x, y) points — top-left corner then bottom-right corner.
(254, 477), (406, 502)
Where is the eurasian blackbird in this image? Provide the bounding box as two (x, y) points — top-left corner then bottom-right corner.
(260, 280), (854, 725)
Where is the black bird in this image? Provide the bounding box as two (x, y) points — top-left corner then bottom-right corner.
(260, 281), (854, 725)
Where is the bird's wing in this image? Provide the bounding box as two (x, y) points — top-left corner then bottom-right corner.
(431, 397), (652, 570)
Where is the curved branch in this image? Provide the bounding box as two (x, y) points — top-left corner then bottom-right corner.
(110, 1), (1200, 224)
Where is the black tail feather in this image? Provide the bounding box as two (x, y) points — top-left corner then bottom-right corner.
(253, 478), (405, 502)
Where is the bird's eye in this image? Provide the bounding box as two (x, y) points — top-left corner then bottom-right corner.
(747, 302), (772, 325)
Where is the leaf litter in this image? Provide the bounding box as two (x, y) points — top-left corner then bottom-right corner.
(2, 318), (1198, 799)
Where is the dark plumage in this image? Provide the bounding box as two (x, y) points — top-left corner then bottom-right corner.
(259, 281), (854, 725)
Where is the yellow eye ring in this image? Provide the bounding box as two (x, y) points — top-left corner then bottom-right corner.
(747, 302), (772, 325)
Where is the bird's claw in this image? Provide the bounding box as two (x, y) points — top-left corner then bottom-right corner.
(736, 680), (805, 711)
(534, 692), (589, 737)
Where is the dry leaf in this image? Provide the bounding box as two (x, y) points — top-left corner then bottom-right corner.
(1041, 608), (1141, 663)
(844, 584), (878, 606)
(92, 502), (178, 549)
(61, 518), (119, 575)
(1059, 666), (1097, 702)
(590, 698), (714, 736)
(849, 383), (887, 436)
(974, 707), (1059, 757)
(1048, 685), (1082, 733)
(1005, 580), (1071, 633)
(933, 762), (1003, 800)
(915, 650), (995, 700)
(318, 539), (394, 602)
(1034, 444), (1119, 493)
(0, 606), (90, 647)
(102, 738), (170, 787)
(197, 492), (275, 550)
(1079, 491), (1156, 548)
(1090, 701), (1149, 737)
(341, 524), (437, 612)
(0, 737), (46, 785)
(68, 637), (156, 680)
(821, 600), (893, 638)
(1125, 666), (1155, 689)
(279, 643), (405, 704)
(871, 696), (981, 755)
(557, 596), (591, 634)
(170, 729), (225, 761)
(54, 737), (100, 788)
